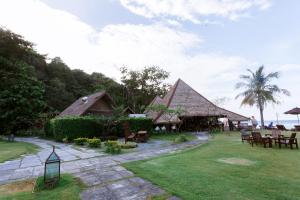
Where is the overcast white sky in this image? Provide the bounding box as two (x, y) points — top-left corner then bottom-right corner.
(0, 0), (299, 121)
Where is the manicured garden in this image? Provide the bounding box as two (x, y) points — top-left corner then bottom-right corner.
(0, 139), (39, 163)
(0, 174), (84, 200)
(124, 132), (300, 200)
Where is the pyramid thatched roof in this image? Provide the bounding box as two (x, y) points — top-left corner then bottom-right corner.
(145, 96), (164, 120)
(146, 79), (249, 124)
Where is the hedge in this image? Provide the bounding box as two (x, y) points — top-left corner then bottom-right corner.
(44, 116), (153, 141)
(45, 116), (107, 141)
(119, 117), (153, 134)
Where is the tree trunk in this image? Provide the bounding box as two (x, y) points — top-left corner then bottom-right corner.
(259, 107), (265, 129)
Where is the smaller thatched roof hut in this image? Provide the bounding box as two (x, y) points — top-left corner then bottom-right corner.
(59, 91), (115, 117)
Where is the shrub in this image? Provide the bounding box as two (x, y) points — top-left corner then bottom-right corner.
(74, 137), (88, 145)
(174, 134), (188, 143)
(87, 138), (101, 148)
(119, 142), (138, 149)
(62, 137), (69, 143)
(105, 140), (121, 154)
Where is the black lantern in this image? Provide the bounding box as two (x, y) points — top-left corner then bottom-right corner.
(44, 146), (61, 188)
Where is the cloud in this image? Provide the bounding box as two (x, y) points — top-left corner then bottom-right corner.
(0, 0), (248, 83)
(119, 0), (272, 23)
(0, 0), (105, 74)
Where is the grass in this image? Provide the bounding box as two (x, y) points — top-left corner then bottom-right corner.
(0, 139), (39, 163)
(124, 132), (300, 200)
(0, 174), (85, 200)
(150, 132), (197, 142)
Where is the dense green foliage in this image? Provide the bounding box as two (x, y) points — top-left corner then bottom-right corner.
(0, 140), (39, 163)
(0, 174), (84, 200)
(236, 66), (290, 127)
(105, 140), (121, 154)
(0, 29), (46, 134)
(87, 138), (101, 148)
(46, 116), (106, 141)
(124, 132), (300, 200)
(74, 138), (88, 145)
(121, 66), (170, 112)
(43, 57), (126, 111)
(174, 134), (188, 143)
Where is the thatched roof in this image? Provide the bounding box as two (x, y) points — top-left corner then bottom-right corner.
(144, 96), (164, 120)
(146, 79), (249, 124)
(218, 108), (250, 121)
(59, 91), (114, 117)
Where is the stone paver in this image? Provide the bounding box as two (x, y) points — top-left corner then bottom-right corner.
(0, 132), (208, 199)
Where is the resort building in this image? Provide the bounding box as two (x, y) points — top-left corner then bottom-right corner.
(146, 79), (249, 131)
(59, 91), (115, 117)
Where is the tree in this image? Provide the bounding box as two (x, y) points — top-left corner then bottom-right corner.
(0, 28), (46, 135)
(121, 66), (170, 112)
(235, 66), (290, 128)
(0, 58), (46, 135)
(91, 72), (127, 107)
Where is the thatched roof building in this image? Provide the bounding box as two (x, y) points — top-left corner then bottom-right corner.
(146, 79), (248, 127)
(59, 91), (115, 117)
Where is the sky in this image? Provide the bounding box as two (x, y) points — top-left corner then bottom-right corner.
(0, 0), (299, 121)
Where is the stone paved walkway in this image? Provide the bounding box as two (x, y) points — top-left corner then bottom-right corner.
(0, 133), (208, 199)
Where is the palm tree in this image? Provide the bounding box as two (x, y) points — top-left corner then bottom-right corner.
(235, 66), (290, 128)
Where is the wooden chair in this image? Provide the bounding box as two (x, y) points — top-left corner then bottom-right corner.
(265, 129), (281, 146)
(123, 121), (136, 143)
(278, 133), (298, 149)
(250, 132), (272, 148)
(127, 133), (136, 142)
(240, 130), (251, 143)
(276, 124), (288, 131)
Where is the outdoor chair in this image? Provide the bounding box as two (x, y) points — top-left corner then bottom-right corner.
(250, 132), (272, 148)
(240, 130), (251, 143)
(123, 121), (136, 143)
(127, 133), (136, 142)
(265, 129), (282, 146)
(278, 132), (298, 149)
(276, 124), (288, 131)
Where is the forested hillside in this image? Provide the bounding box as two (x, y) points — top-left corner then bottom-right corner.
(0, 27), (169, 134)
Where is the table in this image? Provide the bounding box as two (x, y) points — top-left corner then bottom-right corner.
(136, 131), (148, 143)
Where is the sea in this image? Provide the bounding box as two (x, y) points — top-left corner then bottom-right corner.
(257, 120), (299, 129)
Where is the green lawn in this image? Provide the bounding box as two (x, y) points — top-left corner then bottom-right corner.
(150, 132), (197, 142)
(124, 132), (300, 200)
(0, 140), (39, 163)
(0, 174), (84, 200)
